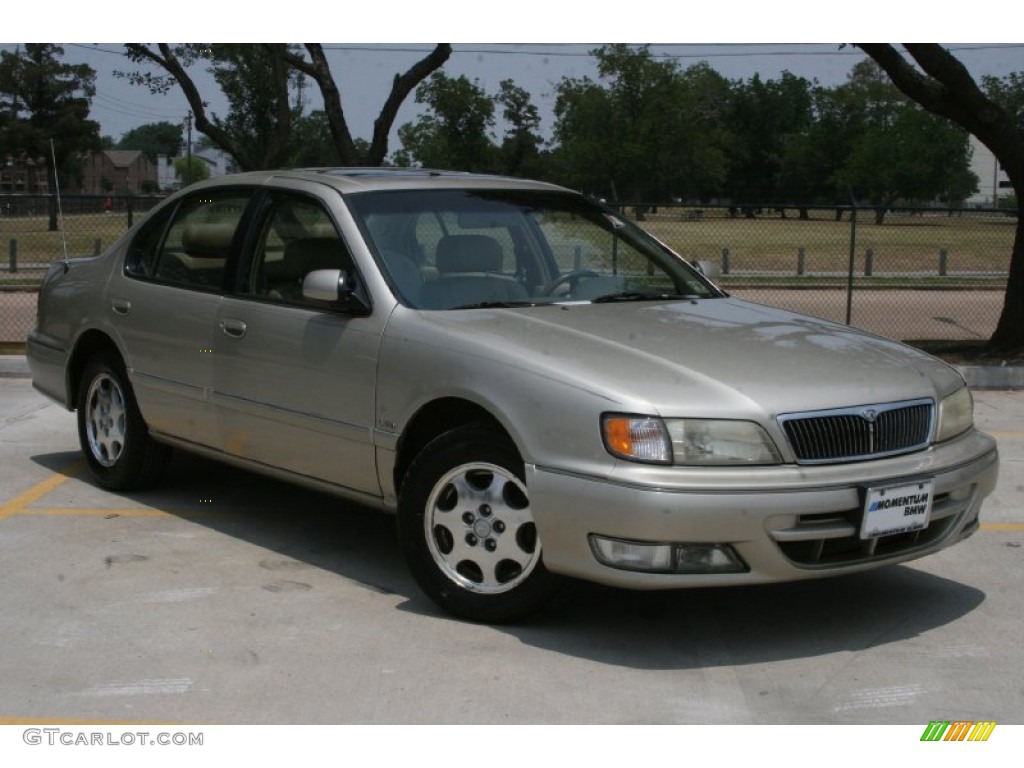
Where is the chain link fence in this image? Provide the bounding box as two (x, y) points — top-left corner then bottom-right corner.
(1, 195), (1016, 349)
(621, 203), (1012, 343)
(1, 194), (164, 350)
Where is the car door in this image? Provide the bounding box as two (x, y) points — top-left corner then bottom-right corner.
(111, 188), (254, 447)
(211, 189), (384, 498)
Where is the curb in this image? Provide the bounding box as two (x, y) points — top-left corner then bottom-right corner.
(957, 365), (1024, 390)
(0, 356), (29, 378)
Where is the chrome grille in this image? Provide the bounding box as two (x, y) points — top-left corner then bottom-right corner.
(779, 399), (933, 464)
(770, 490), (973, 568)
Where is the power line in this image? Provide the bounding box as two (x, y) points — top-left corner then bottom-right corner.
(63, 41), (1024, 62)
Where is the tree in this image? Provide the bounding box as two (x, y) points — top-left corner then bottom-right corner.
(552, 48), (733, 205)
(554, 45), (683, 203)
(118, 43), (451, 170)
(117, 120), (183, 161)
(727, 72), (813, 206)
(395, 72), (496, 171)
(839, 102), (976, 222)
(857, 44), (1024, 352)
(495, 79), (544, 177)
(981, 72), (1024, 130)
(0, 44), (100, 226)
(174, 156), (210, 186)
(288, 110), (342, 166)
(779, 81), (872, 213)
(826, 60), (976, 223)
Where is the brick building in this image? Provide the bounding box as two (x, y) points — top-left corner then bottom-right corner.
(77, 150), (158, 195)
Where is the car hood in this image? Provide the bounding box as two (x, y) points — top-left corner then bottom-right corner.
(400, 298), (964, 418)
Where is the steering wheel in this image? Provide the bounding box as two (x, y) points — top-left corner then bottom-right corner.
(541, 269), (600, 296)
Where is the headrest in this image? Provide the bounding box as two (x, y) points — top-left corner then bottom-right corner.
(181, 222), (236, 257)
(283, 237), (348, 272)
(436, 235), (503, 274)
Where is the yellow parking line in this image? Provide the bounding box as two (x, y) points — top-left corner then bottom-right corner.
(0, 460), (86, 521)
(21, 507), (173, 517)
(0, 716), (189, 726)
(981, 523), (1024, 531)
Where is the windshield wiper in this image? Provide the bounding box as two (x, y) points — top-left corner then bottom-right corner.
(591, 292), (700, 303)
(450, 300), (538, 310)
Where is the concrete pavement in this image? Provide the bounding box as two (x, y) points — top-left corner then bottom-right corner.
(0, 376), (1021, 725)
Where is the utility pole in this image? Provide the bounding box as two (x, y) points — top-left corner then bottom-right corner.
(184, 110), (193, 187)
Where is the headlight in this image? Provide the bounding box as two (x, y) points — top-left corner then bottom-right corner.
(665, 418), (782, 465)
(602, 414), (781, 465)
(936, 386), (974, 442)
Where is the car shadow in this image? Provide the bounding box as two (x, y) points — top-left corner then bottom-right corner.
(32, 449), (986, 672)
(499, 569), (984, 671)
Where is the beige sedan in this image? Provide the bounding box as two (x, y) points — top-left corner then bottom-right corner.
(28, 169), (999, 622)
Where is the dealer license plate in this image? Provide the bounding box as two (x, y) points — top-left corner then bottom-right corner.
(861, 479), (934, 539)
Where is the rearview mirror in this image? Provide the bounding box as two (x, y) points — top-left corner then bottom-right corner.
(694, 260), (721, 281)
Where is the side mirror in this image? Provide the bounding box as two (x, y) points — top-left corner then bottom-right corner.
(694, 259), (721, 282)
(302, 269), (371, 316)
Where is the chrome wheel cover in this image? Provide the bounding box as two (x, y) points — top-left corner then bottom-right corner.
(425, 462), (541, 594)
(85, 373), (127, 467)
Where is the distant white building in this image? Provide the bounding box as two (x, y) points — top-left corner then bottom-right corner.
(967, 135), (1014, 207)
(156, 145), (236, 191)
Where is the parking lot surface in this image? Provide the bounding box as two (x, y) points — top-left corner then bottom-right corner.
(1, 378), (1022, 725)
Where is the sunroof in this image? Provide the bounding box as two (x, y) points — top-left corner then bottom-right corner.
(319, 168), (462, 178)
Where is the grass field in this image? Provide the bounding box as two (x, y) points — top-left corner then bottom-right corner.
(637, 208), (1016, 276)
(0, 212), (135, 267)
(0, 206), (1016, 283)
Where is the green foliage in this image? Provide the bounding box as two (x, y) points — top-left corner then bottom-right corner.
(207, 43), (300, 169)
(174, 156), (211, 186)
(495, 79), (543, 176)
(727, 72), (814, 203)
(981, 72), (1024, 132)
(117, 121), (183, 162)
(287, 111), (342, 166)
(829, 69), (978, 218)
(396, 72), (497, 172)
(119, 44), (302, 171)
(552, 47), (735, 203)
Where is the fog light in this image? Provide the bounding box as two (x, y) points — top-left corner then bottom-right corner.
(589, 536), (747, 574)
(673, 543), (747, 573)
(590, 537), (673, 572)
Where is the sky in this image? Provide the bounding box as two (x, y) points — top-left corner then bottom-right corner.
(6, 4), (1024, 153)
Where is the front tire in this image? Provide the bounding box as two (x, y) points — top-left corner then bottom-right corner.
(76, 353), (169, 490)
(397, 425), (563, 623)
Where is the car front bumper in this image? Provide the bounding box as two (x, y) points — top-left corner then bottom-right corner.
(526, 429), (999, 589)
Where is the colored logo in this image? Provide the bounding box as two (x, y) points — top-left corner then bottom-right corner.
(921, 721), (997, 741)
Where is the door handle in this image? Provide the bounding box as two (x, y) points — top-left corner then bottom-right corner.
(220, 318), (247, 339)
(111, 298), (131, 316)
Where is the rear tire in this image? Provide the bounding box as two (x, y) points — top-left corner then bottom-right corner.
(397, 425), (563, 623)
(76, 353), (169, 490)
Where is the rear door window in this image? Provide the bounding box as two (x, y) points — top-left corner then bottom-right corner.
(129, 191), (252, 290)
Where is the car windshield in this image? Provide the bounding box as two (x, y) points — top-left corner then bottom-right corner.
(345, 188), (718, 310)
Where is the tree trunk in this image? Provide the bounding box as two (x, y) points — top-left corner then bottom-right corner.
(855, 44), (1024, 353)
(987, 211), (1024, 351)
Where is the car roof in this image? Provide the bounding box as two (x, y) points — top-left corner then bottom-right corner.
(190, 167), (573, 195)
